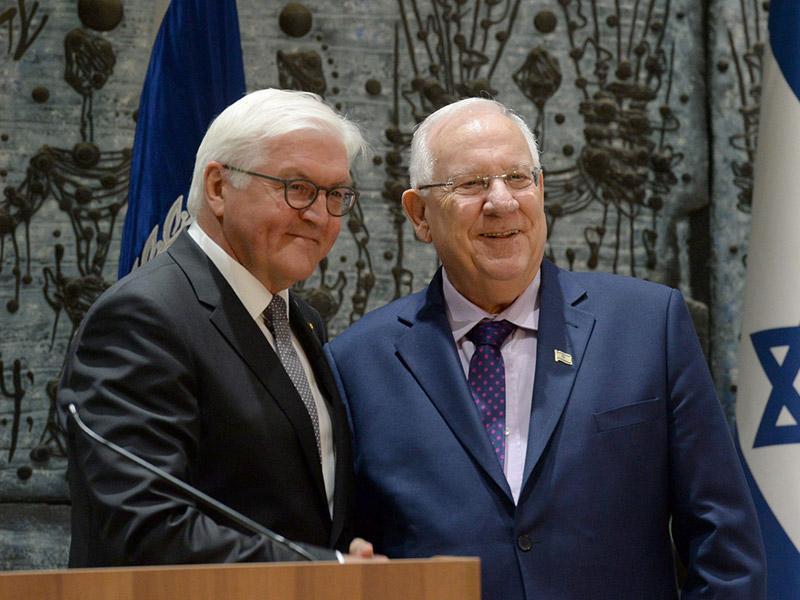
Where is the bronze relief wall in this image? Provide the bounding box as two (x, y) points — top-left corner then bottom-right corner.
(0, 0), (768, 568)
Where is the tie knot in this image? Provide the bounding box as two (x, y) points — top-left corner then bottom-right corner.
(466, 319), (514, 348)
(263, 294), (288, 331)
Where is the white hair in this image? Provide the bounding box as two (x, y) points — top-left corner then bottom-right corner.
(186, 88), (369, 216)
(407, 97), (540, 189)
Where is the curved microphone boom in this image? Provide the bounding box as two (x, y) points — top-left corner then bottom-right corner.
(67, 403), (316, 561)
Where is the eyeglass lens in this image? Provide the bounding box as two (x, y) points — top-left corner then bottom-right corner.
(450, 169), (539, 195)
(285, 180), (356, 215)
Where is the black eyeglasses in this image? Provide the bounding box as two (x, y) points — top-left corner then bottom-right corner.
(223, 165), (359, 216)
(418, 167), (541, 196)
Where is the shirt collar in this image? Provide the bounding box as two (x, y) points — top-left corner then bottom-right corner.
(442, 267), (541, 342)
(188, 221), (290, 319)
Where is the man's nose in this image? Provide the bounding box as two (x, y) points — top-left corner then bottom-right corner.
(482, 178), (519, 216)
(300, 190), (330, 222)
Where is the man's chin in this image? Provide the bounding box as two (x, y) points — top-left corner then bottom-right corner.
(476, 259), (535, 282)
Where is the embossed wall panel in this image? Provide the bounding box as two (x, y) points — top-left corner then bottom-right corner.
(0, 1), (151, 513)
(0, 0), (767, 570)
(709, 0), (767, 419)
(241, 0), (710, 338)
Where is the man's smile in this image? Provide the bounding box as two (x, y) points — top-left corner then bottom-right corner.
(481, 229), (520, 238)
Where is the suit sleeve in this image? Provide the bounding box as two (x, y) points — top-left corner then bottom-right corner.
(58, 283), (336, 566)
(664, 288), (766, 598)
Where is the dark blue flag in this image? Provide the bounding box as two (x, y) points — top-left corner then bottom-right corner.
(119, 0), (246, 277)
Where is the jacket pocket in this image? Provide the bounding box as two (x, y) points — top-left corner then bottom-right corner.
(593, 397), (663, 432)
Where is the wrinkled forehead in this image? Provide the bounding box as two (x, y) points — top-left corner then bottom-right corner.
(427, 106), (501, 139)
(427, 109), (533, 171)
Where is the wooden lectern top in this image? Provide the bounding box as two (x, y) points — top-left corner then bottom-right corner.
(0, 557), (480, 600)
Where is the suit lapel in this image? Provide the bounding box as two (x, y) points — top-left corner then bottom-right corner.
(395, 271), (513, 501)
(168, 233), (329, 516)
(522, 259), (596, 487)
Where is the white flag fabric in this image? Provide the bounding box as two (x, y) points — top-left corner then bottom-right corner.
(735, 0), (800, 596)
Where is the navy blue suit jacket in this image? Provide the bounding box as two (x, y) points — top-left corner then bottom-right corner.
(326, 259), (765, 599)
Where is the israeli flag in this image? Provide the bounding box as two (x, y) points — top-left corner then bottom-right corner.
(118, 0), (246, 277)
(735, 0), (800, 597)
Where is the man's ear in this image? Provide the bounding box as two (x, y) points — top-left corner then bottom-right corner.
(402, 188), (433, 243)
(204, 162), (227, 217)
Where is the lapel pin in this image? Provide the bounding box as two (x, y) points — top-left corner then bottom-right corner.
(308, 322), (314, 330)
(554, 349), (573, 366)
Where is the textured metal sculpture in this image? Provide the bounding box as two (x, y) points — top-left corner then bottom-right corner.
(726, 0), (766, 214)
(539, 0), (681, 275)
(1, 22), (129, 474)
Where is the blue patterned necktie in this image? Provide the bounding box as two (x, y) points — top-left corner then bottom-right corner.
(263, 294), (321, 459)
(466, 320), (515, 464)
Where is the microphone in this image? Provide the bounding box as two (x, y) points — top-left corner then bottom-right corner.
(67, 403), (316, 561)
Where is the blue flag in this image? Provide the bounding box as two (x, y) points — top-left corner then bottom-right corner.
(119, 0), (246, 277)
(736, 0), (800, 597)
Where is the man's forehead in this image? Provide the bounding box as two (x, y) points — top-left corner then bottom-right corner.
(428, 110), (532, 167)
(431, 109), (523, 144)
(430, 107), (500, 135)
(257, 129), (351, 180)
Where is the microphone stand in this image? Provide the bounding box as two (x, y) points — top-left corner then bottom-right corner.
(67, 403), (316, 561)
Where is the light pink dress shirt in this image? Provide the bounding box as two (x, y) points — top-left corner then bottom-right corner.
(442, 268), (540, 504)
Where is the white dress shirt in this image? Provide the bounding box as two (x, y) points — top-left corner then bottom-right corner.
(188, 222), (336, 515)
(443, 268), (540, 504)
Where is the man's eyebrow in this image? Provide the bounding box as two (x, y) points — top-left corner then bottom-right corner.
(447, 164), (533, 177)
(276, 170), (353, 186)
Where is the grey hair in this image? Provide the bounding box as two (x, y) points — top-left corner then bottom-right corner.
(407, 97), (540, 189)
(186, 88), (370, 216)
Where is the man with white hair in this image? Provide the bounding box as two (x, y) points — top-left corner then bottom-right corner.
(326, 97), (766, 598)
(59, 89), (374, 566)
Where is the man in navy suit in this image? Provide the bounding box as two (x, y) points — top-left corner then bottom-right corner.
(59, 89), (378, 566)
(325, 98), (766, 598)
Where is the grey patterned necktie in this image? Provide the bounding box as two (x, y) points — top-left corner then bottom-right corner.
(263, 294), (321, 459)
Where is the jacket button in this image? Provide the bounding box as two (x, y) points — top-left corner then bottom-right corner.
(517, 535), (532, 551)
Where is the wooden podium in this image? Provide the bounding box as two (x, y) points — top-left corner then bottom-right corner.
(0, 557), (479, 600)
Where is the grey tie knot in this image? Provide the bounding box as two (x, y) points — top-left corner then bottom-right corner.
(263, 294), (288, 333)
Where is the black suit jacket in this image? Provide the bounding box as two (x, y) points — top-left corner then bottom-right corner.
(58, 231), (354, 566)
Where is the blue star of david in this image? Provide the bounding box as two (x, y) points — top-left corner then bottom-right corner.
(750, 324), (800, 448)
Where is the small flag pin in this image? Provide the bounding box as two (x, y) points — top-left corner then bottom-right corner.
(554, 349), (573, 365)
